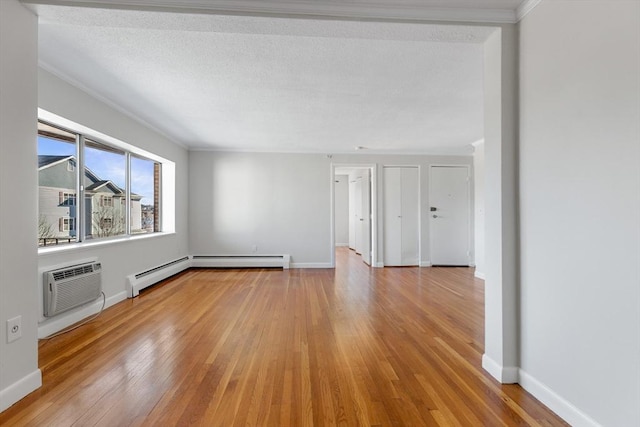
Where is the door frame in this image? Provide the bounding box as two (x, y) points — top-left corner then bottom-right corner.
(330, 163), (377, 268)
(428, 164), (472, 267)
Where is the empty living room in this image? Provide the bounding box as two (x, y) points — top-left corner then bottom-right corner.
(1, 0), (638, 426)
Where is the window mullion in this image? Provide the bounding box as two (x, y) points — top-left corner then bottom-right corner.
(77, 134), (85, 242)
(126, 152), (131, 235)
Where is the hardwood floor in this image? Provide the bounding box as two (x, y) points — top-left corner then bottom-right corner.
(1, 248), (567, 426)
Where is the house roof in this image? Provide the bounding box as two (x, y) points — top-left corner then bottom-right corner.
(38, 155), (142, 199)
(38, 155), (73, 169)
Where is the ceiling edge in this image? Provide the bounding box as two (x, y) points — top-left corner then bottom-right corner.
(188, 147), (475, 157)
(38, 60), (189, 150)
(515, 0), (542, 22)
(22, 0), (520, 24)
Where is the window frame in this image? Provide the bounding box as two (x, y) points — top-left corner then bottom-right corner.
(38, 114), (167, 249)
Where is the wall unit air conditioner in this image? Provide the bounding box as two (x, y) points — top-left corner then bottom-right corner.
(44, 262), (102, 317)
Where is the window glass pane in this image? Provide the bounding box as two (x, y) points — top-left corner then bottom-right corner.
(38, 121), (77, 246)
(84, 139), (126, 239)
(131, 155), (161, 233)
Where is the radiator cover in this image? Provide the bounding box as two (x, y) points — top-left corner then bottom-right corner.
(44, 262), (102, 317)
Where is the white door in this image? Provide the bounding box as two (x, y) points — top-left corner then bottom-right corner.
(360, 170), (371, 265)
(429, 166), (470, 266)
(384, 167), (419, 266)
(400, 168), (419, 265)
(348, 179), (356, 249)
(354, 176), (363, 254)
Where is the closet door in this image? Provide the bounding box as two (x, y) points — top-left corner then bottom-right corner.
(384, 167), (419, 266)
(384, 168), (402, 266)
(400, 167), (419, 265)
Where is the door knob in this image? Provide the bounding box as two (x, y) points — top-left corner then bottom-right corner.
(432, 215), (438, 218)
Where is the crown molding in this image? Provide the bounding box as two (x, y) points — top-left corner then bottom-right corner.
(516, 0), (542, 22)
(22, 0), (522, 24)
(39, 60), (189, 150)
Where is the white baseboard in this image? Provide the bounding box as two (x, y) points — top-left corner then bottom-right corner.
(474, 270), (485, 280)
(289, 262), (333, 269)
(0, 369), (42, 412)
(482, 354), (519, 384)
(519, 369), (601, 427)
(190, 254), (290, 269)
(335, 243), (349, 247)
(38, 291), (127, 339)
(420, 261), (432, 267)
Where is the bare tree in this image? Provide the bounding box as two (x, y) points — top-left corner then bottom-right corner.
(91, 206), (125, 238)
(38, 214), (56, 243)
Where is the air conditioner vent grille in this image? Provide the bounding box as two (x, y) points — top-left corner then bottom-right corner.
(52, 263), (99, 281)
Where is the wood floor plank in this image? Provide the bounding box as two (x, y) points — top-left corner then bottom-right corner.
(0, 248), (569, 426)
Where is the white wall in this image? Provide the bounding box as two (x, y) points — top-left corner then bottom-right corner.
(473, 141), (485, 278)
(481, 24), (520, 384)
(519, 1), (640, 426)
(189, 152), (472, 268)
(0, 0), (41, 411)
(189, 151), (332, 267)
(36, 69), (190, 334)
(334, 175), (349, 246)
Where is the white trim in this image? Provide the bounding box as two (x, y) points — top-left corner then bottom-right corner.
(419, 261), (432, 267)
(374, 262), (384, 268)
(189, 146), (475, 156)
(519, 369), (602, 427)
(289, 262), (333, 269)
(335, 243), (349, 247)
(24, 0), (522, 24)
(0, 369), (42, 412)
(474, 270), (485, 280)
(38, 291), (127, 338)
(516, 0), (543, 22)
(190, 254), (290, 269)
(481, 354), (518, 384)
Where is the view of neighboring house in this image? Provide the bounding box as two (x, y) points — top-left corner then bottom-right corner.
(38, 155), (146, 243)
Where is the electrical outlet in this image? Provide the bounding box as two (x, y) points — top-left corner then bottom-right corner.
(7, 316), (22, 343)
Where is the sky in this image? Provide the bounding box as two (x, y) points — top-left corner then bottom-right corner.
(38, 136), (155, 204)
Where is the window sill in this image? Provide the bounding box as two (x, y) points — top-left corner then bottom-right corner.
(38, 231), (176, 256)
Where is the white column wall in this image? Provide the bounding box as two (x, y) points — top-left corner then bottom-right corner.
(519, 2), (640, 425)
(0, 0), (41, 411)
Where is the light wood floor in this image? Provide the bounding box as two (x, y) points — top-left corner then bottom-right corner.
(1, 248), (567, 426)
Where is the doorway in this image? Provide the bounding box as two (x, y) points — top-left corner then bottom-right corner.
(331, 165), (376, 268)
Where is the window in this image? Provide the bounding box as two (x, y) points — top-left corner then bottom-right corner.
(131, 155), (161, 233)
(59, 217), (76, 232)
(59, 192), (76, 206)
(38, 119), (163, 247)
(38, 122), (77, 246)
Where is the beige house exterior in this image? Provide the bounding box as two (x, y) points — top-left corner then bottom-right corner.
(38, 155), (142, 243)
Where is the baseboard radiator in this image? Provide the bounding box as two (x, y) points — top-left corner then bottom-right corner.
(127, 256), (191, 298)
(190, 254), (290, 269)
(44, 262), (103, 317)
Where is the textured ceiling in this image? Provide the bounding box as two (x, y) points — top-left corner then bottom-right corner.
(33, 4), (498, 154)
